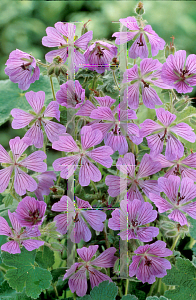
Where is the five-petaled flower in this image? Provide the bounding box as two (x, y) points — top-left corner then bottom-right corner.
(52, 126), (113, 186)
(0, 210), (44, 254)
(161, 50), (196, 93)
(0, 137), (47, 196)
(129, 241), (172, 284)
(63, 245), (117, 297)
(112, 16), (165, 59)
(42, 22), (93, 72)
(149, 175), (196, 226)
(123, 58), (170, 109)
(51, 196), (106, 243)
(139, 108), (196, 161)
(5, 49), (40, 90)
(11, 91), (67, 149)
(108, 199), (159, 242)
(105, 153), (161, 201)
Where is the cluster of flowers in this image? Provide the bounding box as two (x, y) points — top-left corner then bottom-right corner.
(2, 12), (196, 297)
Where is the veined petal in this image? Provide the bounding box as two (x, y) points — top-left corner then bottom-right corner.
(52, 195), (75, 212)
(0, 166), (13, 193)
(170, 123), (196, 143)
(123, 83), (140, 110)
(137, 202), (157, 225)
(0, 145), (12, 164)
(77, 245), (99, 262)
(22, 240), (44, 251)
(90, 107), (115, 121)
(70, 215), (91, 243)
(140, 58), (162, 76)
(137, 153), (161, 178)
(112, 31), (139, 45)
(142, 86), (163, 109)
(44, 101), (60, 120)
(181, 153), (196, 167)
(136, 227), (159, 242)
(88, 266), (112, 290)
(80, 126), (103, 150)
(95, 95), (116, 107)
(24, 124), (44, 149)
(165, 134), (184, 161)
(147, 134), (164, 156)
(20, 151), (47, 172)
(179, 177), (196, 204)
(116, 152), (135, 177)
(0, 216), (13, 236)
(87, 146), (113, 168)
(144, 25), (165, 56)
(180, 202), (196, 219)
(158, 175), (180, 202)
(14, 167), (37, 196)
(68, 266), (87, 297)
(75, 100), (96, 116)
(123, 65), (139, 83)
(52, 135), (79, 152)
(81, 209), (106, 232)
(1, 241), (21, 254)
(44, 121), (67, 143)
(91, 247), (117, 267)
(9, 136), (31, 160)
(168, 209), (187, 226)
(45, 48), (68, 64)
(25, 91), (45, 114)
(11, 109), (34, 129)
(75, 31), (93, 50)
(8, 210), (21, 233)
(42, 26), (66, 47)
(105, 175), (127, 197)
(129, 34), (148, 59)
(149, 193), (173, 213)
(79, 159), (101, 186)
(156, 108), (176, 127)
(139, 120), (163, 137)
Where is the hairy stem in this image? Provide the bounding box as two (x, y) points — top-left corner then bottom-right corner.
(171, 234), (180, 251)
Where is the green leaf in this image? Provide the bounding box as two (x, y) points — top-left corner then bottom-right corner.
(2, 194), (13, 208)
(0, 75), (59, 126)
(162, 257), (196, 300)
(1, 248), (52, 299)
(188, 216), (196, 240)
(121, 295), (138, 300)
(0, 199), (18, 217)
(51, 268), (66, 283)
(35, 245), (55, 269)
(77, 281), (118, 300)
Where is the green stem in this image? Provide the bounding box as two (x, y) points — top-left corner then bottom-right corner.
(171, 234), (180, 251)
(112, 70), (120, 90)
(91, 180), (98, 193)
(9, 190), (20, 202)
(157, 278), (162, 295)
(50, 75), (56, 101)
(171, 89), (177, 100)
(103, 224), (110, 249)
(51, 283), (59, 298)
(37, 61), (48, 68)
(125, 278), (129, 295)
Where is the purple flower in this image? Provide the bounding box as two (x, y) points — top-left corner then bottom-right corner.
(161, 50), (196, 93)
(0, 210), (44, 254)
(149, 175), (196, 226)
(139, 108), (196, 161)
(51, 196), (106, 243)
(11, 91), (67, 149)
(0, 137), (47, 196)
(42, 22), (93, 72)
(34, 171), (57, 201)
(108, 199), (158, 242)
(153, 153), (196, 181)
(105, 153), (161, 201)
(129, 241), (172, 284)
(5, 49), (40, 90)
(86, 97), (141, 155)
(123, 58), (170, 109)
(112, 16), (165, 59)
(63, 245), (117, 297)
(84, 41), (118, 73)
(52, 126), (113, 186)
(16, 196), (46, 227)
(56, 80), (85, 109)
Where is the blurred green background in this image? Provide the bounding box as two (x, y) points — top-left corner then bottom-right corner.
(0, 0), (196, 153)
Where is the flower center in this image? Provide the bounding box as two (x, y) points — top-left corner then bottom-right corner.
(96, 45), (104, 58)
(137, 33), (144, 47)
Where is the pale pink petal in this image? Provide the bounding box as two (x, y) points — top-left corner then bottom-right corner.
(25, 91), (45, 114)
(80, 126), (103, 149)
(112, 31), (139, 45)
(156, 108), (176, 127)
(77, 245), (99, 261)
(91, 247), (117, 268)
(76, 197), (91, 209)
(168, 209), (187, 226)
(89, 266), (112, 289)
(52, 156), (79, 178)
(152, 154), (173, 168)
(0, 145), (12, 164)
(170, 123), (196, 143)
(11, 109), (34, 129)
(123, 65), (139, 83)
(87, 146), (113, 168)
(75, 31), (93, 50)
(147, 240), (172, 257)
(158, 175), (180, 202)
(0, 166), (13, 193)
(68, 266), (87, 297)
(104, 133), (128, 155)
(139, 180), (160, 197)
(149, 193), (173, 213)
(91, 122), (114, 138)
(108, 208), (127, 231)
(52, 195), (74, 211)
(144, 25), (165, 56)
(24, 124), (44, 149)
(165, 134), (184, 161)
(22, 239), (44, 251)
(79, 159), (102, 186)
(14, 167), (37, 196)
(1, 241), (21, 254)
(45, 48), (68, 64)
(106, 175), (127, 197)
(81, 209), (106, 232)
(147, 134), (164, 156)
(75, 100), (96, 116)
(52, 135), (79, 152)
(140, 58), (162, 76)
(0, 216), (13, 236)
(70, 215), (91, 243)
(90, 107), (115, 121)
(137, 153), (161, 178)
(55, 22), (76, 41)
(174, 80), (193, 94)
(139, 120), (163, 137)
(44, 121), (67, 143)
(20, 151), (47, 172)
(180, 166), (196, 181)
(119, 16), (140, 30)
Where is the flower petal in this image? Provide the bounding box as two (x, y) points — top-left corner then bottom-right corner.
(0, 166), (13, 193)
(91, 247), (117, 268)
(149, 193), (173, 213)
(68, 266), (87, 297)
(1, 241), (21, 254)
(11, 109), (34, 129)
(20, 151), (47, 172)
(25, 91), (45, 114)
(80, 126), (103, 149)
(14, 167), (37, 196)
(168, 209), (187, 226)
(24, 124), (44, 149)
(77, 245), (99, 261)
(22, 240), (44, 251)
(156, 108), (176, 127)
(52, 135), (79, 152)
(87, 146), (113, 168)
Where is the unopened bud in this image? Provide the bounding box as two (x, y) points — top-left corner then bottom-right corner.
(60, 66), (68, 76)
(165, 44), (170, 59)
(48, 65), (55, 76)
(110, 57), (119, 70)
(135, 2), (145, 15)
(81, 20), (91, 35)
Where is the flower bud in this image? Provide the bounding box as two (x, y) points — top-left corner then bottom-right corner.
(48, 65), (55, 76)
(165, 44), (170, 59)
(135, 2), (145, 15)
(54, 66), (60, 77)
(60, 65), (68, 76)
(81, 20), (91, 35)
(110, 57), (119, 70)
